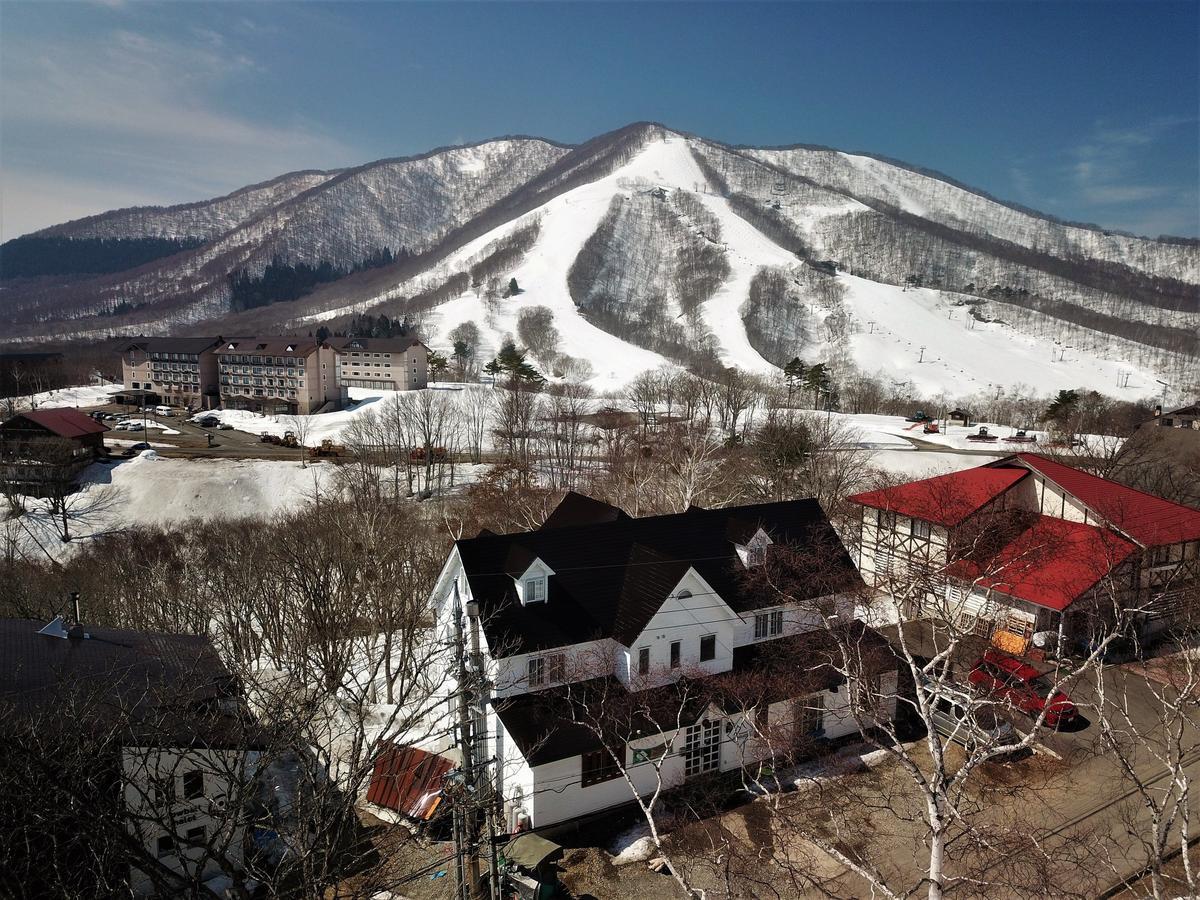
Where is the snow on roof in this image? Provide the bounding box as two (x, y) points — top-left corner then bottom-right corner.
(946, 516), (1138, 612)
(1010, 453), (1200, 547)
(847, 467), (1028, 528)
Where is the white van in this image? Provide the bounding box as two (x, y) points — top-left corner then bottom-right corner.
(154, 405), (175, 417)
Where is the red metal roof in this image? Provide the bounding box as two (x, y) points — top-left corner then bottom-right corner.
(847, 468), (1028, 528)
(1012, 453), (1200, 547)
(947, 516), (1138, 612)
(8, 408), (108, 439)
(365, 743), (453, 821)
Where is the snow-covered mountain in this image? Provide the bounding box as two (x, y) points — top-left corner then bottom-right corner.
(2, 122), (1196, 399)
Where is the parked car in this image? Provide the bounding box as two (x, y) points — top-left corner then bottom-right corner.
(924, 677), (1019, 750)
(154, 405), (175, 417)
(123, 441), (153, 458)
(124, 422), (144, 432)
(968, 650), (1078, 728)
(103, 414), (119, 421)
(112, 422), (128, 431)
(197, 417), (220, 428)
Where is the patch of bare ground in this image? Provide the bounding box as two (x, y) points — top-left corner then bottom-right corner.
(558, 846), (686, 899)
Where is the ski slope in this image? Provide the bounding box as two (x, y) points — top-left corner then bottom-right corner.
(413, 137), (1169, 399)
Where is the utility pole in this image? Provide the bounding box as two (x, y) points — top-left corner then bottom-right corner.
(466, 601), (503, 900)
(452, 585), (483, 900)
(918, 345), (926, 363)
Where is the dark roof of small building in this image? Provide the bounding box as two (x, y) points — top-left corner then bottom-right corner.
(848, 468), (1028, 528)
(328, 336), (426, 354)
(999, 453), (1200, 547)
(0, 618), (253, 748)
(457, 496), (861, 655)
(119, 336), (222, 354)
(3, 408), (108, 439)
(1163, 403), (1200, 418)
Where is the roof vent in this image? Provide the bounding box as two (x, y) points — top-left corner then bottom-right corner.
(37, 615), (69, 639)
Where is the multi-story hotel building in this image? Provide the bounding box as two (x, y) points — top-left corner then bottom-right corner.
(215, 337), (342, 415)
(118, 337), (222, 409)
(329, 336), (429, 392)
(118, 334), (430, 415)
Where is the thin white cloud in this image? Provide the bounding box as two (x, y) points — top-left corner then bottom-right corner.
(0, 22), (358, 239)
(1069, 117), (1195, 209)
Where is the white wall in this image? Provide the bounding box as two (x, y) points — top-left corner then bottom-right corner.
(122, 746), (247, 897)
(493, 638), (616, 698)
(622, 569), (738, 689)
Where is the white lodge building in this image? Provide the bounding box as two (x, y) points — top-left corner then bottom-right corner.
(848, 453), (1200, 651)
(429, 494), (896, 831)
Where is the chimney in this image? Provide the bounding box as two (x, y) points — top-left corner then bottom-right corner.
(1154, 405), (1162, 417)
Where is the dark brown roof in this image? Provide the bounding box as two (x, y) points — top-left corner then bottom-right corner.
(217, 337), (321, 357)
(494, 676), (711, 765)
(540, 492), (630, 530)
(458, 496), (861, 655)
(494, 622), (895, 764)
(118, 336), (222, 354)
(4, 408), (108, 439)
(722, 622), (895, 710)
(0, 618), (254, 748)
(328, 336), (426, 354)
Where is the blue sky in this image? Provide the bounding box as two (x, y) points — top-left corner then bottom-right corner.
(2, 1), (1197, 240)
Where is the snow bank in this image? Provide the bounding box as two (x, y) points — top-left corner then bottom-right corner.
(4, 456), (335, 562)
(4, 381), (119, 410)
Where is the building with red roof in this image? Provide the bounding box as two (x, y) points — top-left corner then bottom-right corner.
(848, 452), (1200, 648)
(0, 408), (108, 497)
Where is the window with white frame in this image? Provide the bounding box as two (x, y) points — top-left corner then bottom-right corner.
(754, 609), (784, 640)
(524, 576), (546, 603)
(794, 694), (825, 740)
(528, 653), (564, 688)
(527, 656), (545, 687)
(684, 720), (721, 777)
(912, 519), (932, 540)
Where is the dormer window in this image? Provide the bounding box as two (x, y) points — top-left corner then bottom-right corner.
(737, 528), (773, 568)
(524, 576), (546, 603)
(516, 558), (555, 605)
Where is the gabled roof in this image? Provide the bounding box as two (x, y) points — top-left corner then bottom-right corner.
(118, 336), (222, 354)
(328, 336), (426, 354)
(946, 516), (1138, 611)
(217, 337), (321, 357)
(3, 408), (108, 439)
(1002, 453), (1200, 547)
(847, 468), (1028, 528)
(540, 492), (630, 530)
(1164, 403), (1200, 418)
(457, 496), (860, 655)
